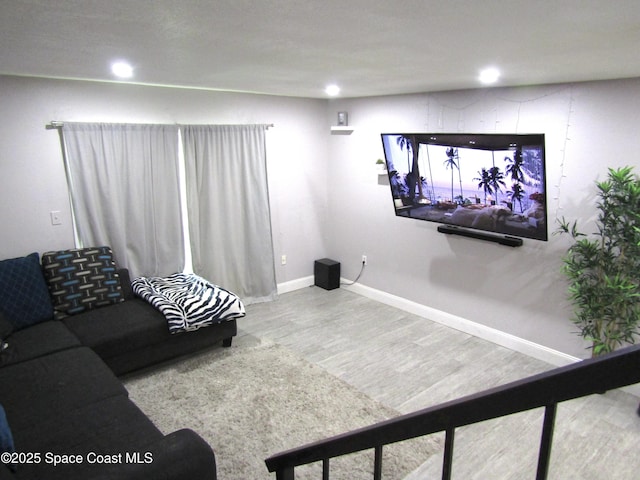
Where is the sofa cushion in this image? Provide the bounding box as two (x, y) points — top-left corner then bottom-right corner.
(0, 321), (81, 367)
(10, 395), (163, 480)
(15, 394), (162, 453)
(63, 298), (171, 358)
(0, 253), (53, 330)
(104, 317), (237, 376)
(41, 246), (125, 319)
(118, 268), (134, 300)
(0, 347), (127, 432)
(0, 313), (12, 339)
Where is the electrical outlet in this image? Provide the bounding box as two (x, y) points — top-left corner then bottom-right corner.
(281, 254), (287, 265)
(50, 210), (62, 225)
(362, 255), (367, 265)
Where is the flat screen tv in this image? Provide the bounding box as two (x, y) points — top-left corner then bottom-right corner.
(381, 133), (547, 243)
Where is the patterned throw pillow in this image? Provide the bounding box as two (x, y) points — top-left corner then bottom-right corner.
(0, 252), (54, 330)
(41, 246), (124, 319)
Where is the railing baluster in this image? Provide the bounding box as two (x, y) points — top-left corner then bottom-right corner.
(374, 445), (383, 480)
(276, 466), (295, 480)
(322, 458), (329, 480)
(442, 427), (455, 480)
(535, 403), (557, 480)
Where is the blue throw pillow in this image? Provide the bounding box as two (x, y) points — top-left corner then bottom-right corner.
(0, 253), (53, 330)
(0, 404), (16, 472)
(0, 404), (15, 454)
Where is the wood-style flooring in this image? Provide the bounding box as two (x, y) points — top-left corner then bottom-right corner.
(240, 286), (640, 480)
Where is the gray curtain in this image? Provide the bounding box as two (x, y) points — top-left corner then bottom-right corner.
(62, 123), (184, 278)
(182, 124), (277, 304)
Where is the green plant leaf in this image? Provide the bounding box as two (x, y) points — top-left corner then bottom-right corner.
(558, 166), (640, 356)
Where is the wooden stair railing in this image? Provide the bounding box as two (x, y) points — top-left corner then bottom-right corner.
(265, 344), (640, 480)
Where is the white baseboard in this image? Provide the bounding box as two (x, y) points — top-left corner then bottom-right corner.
(277, 275), (314, 295)
(341, 280), (579, 368)
(277, 276), (640, 397)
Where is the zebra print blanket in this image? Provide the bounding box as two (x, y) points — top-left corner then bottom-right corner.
(131, 273), (245, 334)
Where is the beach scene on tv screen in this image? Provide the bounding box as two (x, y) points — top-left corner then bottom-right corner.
(382, 133), (547, 241)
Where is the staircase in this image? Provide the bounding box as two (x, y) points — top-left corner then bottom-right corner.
(265, 344), (640, 479)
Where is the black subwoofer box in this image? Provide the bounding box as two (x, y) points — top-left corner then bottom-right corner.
(314, 258), (340, 290)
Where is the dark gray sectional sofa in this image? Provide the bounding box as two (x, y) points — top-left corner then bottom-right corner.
(0, 249), (239, 479)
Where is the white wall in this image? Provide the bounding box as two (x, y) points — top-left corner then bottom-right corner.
(325, 78), (640, 359)
(0, 75), (329, 285)
(3, 75), (640, 360)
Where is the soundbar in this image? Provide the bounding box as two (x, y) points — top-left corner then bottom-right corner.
(437, 224), (523, 247)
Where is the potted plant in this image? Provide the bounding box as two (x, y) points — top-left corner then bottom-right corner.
(556, 166), (640, 356)
(376, 158), (387, 173)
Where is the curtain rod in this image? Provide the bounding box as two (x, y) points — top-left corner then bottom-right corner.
(47, 121), (274, 129)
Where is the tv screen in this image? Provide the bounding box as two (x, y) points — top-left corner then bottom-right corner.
(381, 133), (548, 242)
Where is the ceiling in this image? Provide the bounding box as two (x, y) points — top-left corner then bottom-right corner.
(1, 0), (640, 99)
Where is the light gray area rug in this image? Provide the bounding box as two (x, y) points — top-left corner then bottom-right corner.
(124, 337), (441, 479)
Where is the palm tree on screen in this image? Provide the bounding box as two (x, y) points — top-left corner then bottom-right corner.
(489, 166), (506, 205)
(508, 182), (525, 212)
(474, 168), (494, 204)
(397, 135), (423, 202)
(444, 147), (461, 202)
(505, 148), (524, 183)
(396, 135), (412, 172)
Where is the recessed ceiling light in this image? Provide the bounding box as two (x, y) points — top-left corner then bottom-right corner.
(479, 67), (500, 85)
(111, 61), (134, 79)
(325, 84), (340, 96)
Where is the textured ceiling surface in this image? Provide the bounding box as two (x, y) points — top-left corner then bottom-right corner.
(1, 0), (640, 98)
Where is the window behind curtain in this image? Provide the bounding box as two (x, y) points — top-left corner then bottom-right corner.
(182, 124), (277, 304)
(62, 123), (185, 278)
(60, 122), (276, 303)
